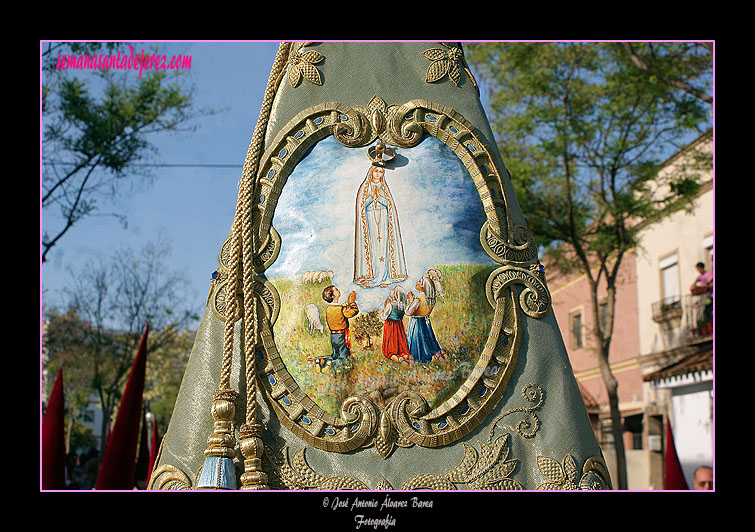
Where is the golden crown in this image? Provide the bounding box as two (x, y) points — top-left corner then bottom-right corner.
(367, 141), (396, 167)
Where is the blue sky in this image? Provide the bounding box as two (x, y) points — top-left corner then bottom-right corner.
(41, 41), (494, 318)
(42, 42), (282, 313)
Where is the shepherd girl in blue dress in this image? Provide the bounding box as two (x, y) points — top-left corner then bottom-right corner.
(406, 270), (446, 363)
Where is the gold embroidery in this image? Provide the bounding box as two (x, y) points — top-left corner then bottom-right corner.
(266, 445), (371, 490)
(208, 227), (281, 322)
(442, 434), (522, 490)
(580, 456), (613, 490)
(536, 454), (612, 490)
(487, 382), (543, 439)
(262, 433), (522, 490)
(422, 43), (479, 92)
(148, 464), (192, 490)
(486, 263), (551, 320)
(287, 43), (324, 88)
(263, 444), (612, 491)
(423, 45), (464, 86)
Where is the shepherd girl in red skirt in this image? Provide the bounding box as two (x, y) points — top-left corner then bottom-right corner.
(379, 285), (411, 364)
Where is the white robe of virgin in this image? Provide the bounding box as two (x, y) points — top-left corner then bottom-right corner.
(353, 174), (407, 288)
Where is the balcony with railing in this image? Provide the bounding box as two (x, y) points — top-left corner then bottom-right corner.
(651, 292), (712, 343)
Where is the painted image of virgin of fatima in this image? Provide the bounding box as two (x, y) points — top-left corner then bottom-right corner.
(353, 143), (407, 288)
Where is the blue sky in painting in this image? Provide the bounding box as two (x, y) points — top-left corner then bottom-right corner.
(267, 135), (492, 311)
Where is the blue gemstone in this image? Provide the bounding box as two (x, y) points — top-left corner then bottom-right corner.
(339, 115), (348, 120)
(279, 149), (287, 158)
(480, 165), (488, 175)
(461, 405), (470, 415)
(427, 114), (436, 121)
(467, 144), (476, 152)
(479, 387), (487, 397)
(314, 117), (323, 125)
(282, 396), (291, 405)
(412, 422), (421, 429)
(492, 364), (500, 374)
(449, 126), (458, 133)
(268, 169), (275, 178)
(351, 424), (360, 432)
(301, 416), (311, 425)
(503, 336), (509, 345)
(295, 130), (304, 139)
(268, 375), (276, 385)
(259, 194), (265, 203)
(211, 270), (219, 280)
(257, 351), (264, 359)
(324, 428), (335, 435)
(438, 421), (447, 429)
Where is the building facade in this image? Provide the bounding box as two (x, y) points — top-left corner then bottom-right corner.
(636, 134), (713, 489)
(546, 134), (713, 489)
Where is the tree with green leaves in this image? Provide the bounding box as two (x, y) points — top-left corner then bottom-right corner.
(618, 42), (713, 106)
(43, 237), (199, 455)
(144, 327), (195, 429)
(465, 41), (712, 490)
(41, 41), (206, 263)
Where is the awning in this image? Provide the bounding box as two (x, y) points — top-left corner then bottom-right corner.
(644, 350), (712, 388)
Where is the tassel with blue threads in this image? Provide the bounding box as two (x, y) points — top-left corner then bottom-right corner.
(197, 389), (238, 489)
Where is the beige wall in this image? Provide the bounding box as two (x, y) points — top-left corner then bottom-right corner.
(635, 181), (713, 356)
(603, 448), (657, 490)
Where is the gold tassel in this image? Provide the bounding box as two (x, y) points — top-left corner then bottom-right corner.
(238, 422), (268, 489)
(196, 389), (238, 489)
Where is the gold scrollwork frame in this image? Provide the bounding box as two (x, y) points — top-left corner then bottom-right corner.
(209, 96), (551, 457)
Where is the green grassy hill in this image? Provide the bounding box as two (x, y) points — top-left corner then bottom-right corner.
(269, 264), (496, 417)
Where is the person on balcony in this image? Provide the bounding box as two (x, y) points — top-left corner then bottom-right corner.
(690, 261), (713, 330)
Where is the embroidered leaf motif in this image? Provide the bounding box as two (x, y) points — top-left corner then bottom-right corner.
(288, 66), (302, 88)
(448, 61), (462, 86)
(485, 457), (517, 483)
(536, 454), (608, 490)
(494, 479), (523, 490)
(537, 455), (565, 484)
(298, 50), (324, 65)
(422, 48), (447, 61)
(426, 59), (450, 83)
(423, 45), (466, 87)
(467, 435), (510, 481)
(446, 435), (519, 489)
(298, 63), (323, 86)
(446, 442), (478, 482)
(288, 47), (325, 88)
(563, 454), (578, 484)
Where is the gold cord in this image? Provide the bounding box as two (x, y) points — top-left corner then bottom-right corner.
(217, 42), (291, 399)
(209, 42), (292, 490)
